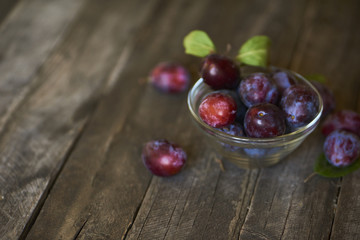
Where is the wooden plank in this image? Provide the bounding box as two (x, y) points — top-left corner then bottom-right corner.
(0, 0), (20, 25)
(330, 173), (360, 239)
(25, 0), (312, 239)
(0, 0), (88, 238)
(0, 0), (86, 134)
(0, 0), (161, 239)
(239, 0), (360, 239)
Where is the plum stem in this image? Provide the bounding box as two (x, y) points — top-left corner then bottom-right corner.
(226, 43), (232, 54)
(215, 157), (225, 172)
(304, 172), (317, 183)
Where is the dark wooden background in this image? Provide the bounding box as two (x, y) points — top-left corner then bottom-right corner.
(0, 0), (359, 239)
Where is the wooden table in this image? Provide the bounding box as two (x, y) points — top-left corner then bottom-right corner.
(1, 0), (359, 239)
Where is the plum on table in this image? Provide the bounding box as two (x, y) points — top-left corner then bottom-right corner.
(311, 81), (335, 118)
(324, 130), (360, 167)
(322, 110), (360, 137)
(149, 62), (190, 93)
(142, 140), (187, 177)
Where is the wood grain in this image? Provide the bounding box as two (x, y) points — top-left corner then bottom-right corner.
(0, 0), (359, 239)
(0, 0), (86, 134)
(0, 0), (20, 26)
(0, 0), (160, 238)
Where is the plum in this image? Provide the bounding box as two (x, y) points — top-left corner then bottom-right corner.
(280, 85), (319, 130)
(311, 81), (335, 118)
(244, 103), (286, 138)
(324, 130), (360, 167)
(238, 73), (279, 107)
(201, 54), (241, 90)
(199, 92), (237, 128)
(149, 62), (190, 93)
(272, 70), (297, 93)
(322, 110), (360, 137)
(142, 140), (187, 176)
(217, 122), (245, 151)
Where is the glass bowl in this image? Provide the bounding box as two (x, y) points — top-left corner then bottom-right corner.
(187, 67), (323, 169)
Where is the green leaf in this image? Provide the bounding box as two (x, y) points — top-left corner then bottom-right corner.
(314, 153), (360, 178)
(183, 30), (216, 57)
(236, 35), (271, 67)
(304, 74), (326, 83)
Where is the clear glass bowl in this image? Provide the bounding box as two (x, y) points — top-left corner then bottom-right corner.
(187, 67), (323, 169)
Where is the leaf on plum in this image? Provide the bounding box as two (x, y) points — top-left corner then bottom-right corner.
(305, 74), (326, 83)
(183, 30), (216, 57)
(314, 153), (360, 178)
(236, 35), (271, 67)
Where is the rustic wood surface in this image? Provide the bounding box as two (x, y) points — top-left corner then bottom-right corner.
(0, 0), (359, 239)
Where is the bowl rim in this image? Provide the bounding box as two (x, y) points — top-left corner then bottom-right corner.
(187, 68), (324, 145)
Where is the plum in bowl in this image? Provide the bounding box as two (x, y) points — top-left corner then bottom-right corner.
(187, 67), (323, 168)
